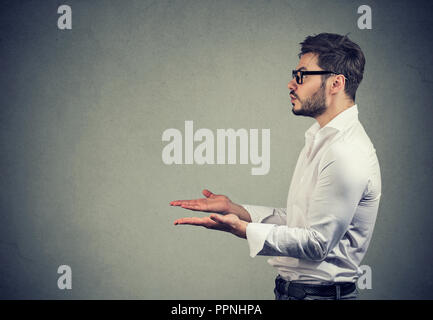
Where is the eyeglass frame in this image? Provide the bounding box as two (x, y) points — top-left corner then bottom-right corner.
(291, 69), (348, 85)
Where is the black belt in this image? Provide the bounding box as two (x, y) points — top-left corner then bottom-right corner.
(275, 276), (356, 299)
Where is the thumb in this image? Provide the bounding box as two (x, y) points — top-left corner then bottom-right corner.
(210, 214), (226, 223)
(202, 189), (215, 198)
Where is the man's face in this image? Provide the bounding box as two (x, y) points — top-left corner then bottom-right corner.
(288, 53), (328, 118)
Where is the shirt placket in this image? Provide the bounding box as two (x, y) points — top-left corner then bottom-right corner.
(290, 135), (315, 204)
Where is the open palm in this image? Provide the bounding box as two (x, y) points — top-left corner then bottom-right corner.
(173, 213), (246, 238)
(170, 189), (231, 214)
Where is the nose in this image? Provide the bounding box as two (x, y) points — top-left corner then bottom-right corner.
(288, 77), (297, 92)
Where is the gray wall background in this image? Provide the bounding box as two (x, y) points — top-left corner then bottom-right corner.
(1, 0), (432, 299)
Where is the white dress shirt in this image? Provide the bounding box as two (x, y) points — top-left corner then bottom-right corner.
(243, 105), (381, 284)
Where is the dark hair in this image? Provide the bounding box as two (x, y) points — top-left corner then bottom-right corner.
(299, 33), (365, 101)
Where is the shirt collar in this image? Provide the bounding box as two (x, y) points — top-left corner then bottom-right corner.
(305, 104), (358, 140)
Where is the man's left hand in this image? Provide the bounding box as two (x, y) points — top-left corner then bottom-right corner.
(174, 213), (248, 239)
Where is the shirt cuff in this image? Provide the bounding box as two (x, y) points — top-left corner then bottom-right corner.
(240, 204), (274, 223)
(246, 223), (276, 257)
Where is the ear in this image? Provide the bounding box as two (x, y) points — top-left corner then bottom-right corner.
(329, 74), (346, 95)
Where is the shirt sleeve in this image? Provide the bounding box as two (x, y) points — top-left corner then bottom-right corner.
(240, 204), (287, 224)
(246, 145), (369, 260)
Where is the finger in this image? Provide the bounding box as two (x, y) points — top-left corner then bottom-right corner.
(170, 200), (184, 206)
(174, 217), (218, 228)
(202, 189), (215, 198)
(180, 201), (207, 211)
(174, 217), (203, 226)
(170, 200), (198, 206)
(170, 200), (192, 206)
(180, 204), (204, 212)
(179, 200), (199, 207)
(171, 199), (211, 212)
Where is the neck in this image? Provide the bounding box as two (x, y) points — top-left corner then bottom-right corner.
(315, 99), (355, 128)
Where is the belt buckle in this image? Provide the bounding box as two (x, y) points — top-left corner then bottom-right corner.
(287, 284), (307, 300)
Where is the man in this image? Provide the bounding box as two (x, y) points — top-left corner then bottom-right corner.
(170, 33), (381, 300)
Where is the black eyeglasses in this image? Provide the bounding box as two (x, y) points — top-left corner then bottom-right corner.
(291, 69), (345, 85)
